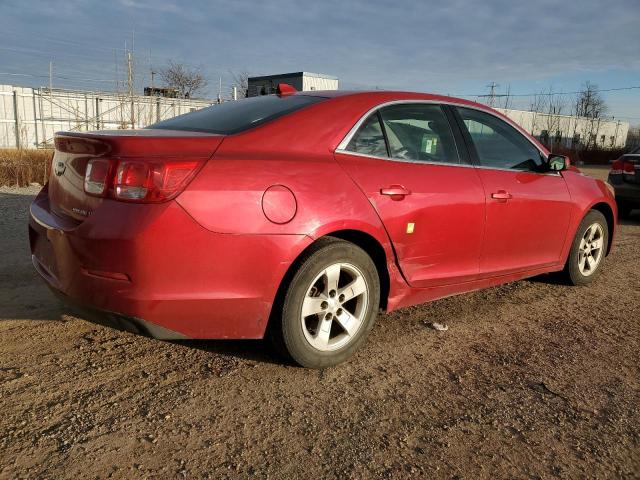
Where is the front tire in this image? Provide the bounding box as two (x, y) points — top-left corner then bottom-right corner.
(273, 237), (380, 368)
(563, 210), (609, 286)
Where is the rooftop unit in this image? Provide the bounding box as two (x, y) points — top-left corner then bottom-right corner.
(247, 72), (338, 97)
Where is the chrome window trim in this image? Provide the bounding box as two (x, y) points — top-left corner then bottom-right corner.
(335, 99), (561, 177)
(337, 149), (475, 169)
(336, 149), (562, 176)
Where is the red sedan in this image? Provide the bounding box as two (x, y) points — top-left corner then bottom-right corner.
(29, 88), (617, 368)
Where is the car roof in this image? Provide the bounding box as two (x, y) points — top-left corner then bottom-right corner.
(297, 89), (486, 109)
(293, 89), (549, 155)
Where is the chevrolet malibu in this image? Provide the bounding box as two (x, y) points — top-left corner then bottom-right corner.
(29, 87), (617, 368)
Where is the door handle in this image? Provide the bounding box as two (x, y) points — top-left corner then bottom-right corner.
(491, 190), (512, 201)
(380, 185), (411, 200)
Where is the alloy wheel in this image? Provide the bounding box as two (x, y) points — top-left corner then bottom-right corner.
(300, 262), (369, 351)
(578, 223), (604, 276)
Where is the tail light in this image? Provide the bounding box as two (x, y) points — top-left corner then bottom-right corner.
(83, 157), (205, 203)
(84, 158), (112, 196)
(623, 162), (635, 175)
(610, 159), (624, 174)
(610, 159), (636, 176)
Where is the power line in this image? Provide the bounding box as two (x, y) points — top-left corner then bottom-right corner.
(467, 85), (640, 98)
(0, 71), (115, 84)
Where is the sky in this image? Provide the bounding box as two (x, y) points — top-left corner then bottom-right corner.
(1, 0), (639, 124)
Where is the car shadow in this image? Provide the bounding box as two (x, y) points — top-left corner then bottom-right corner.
(529, 210), (639, 285)
(173, 339), (287, 366)
(618, 209), (640, 226)
(0, 191), (68, 323)
(526, 271), (570, 286)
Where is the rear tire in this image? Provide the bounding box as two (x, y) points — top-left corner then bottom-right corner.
(563, 210), (608, 286)
(271, 237), (380, 368)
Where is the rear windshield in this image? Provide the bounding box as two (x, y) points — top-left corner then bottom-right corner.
(147, 94), (326, 135)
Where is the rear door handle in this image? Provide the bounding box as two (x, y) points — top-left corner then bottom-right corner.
(491, 190), (512, 201)
(380, 185), (411, 200)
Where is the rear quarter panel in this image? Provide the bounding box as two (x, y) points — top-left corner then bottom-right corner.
(177, 150), (388, 240)
(176, 95), (396, 242)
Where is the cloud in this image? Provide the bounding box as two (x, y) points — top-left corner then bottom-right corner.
(1, 0), (639, 98)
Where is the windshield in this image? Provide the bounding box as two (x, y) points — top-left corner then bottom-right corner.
(147, 94), (327, 135)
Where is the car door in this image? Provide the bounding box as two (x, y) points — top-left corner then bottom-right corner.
(454, 106), (572, 276)
(335, 103), (486, 288)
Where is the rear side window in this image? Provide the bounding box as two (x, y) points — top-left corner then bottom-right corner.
(457, 107), (545, 171)
(345, 103), (460, 164)
(148, 95), (326, 135)
(345, 114), (388, 158)
(379, 104), (460, 163)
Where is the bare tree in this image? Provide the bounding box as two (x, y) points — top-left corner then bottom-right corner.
(575, 81), (607, 118)
(159, 60), (208, 98)
(573, 82), (607, 150)
(528, 90), (546, 136)
(229, 70), (250, 99)
(542, 88), (566, 151)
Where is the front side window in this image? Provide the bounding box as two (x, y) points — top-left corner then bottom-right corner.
(345, 114), (388, 158)
(458, 107), (545, 172)
(379, 104), (459, 163)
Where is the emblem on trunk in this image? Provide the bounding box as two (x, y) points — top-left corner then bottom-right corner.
(54, 161), (66, 176)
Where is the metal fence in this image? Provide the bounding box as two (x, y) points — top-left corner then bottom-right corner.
(0, 84), (213, 149)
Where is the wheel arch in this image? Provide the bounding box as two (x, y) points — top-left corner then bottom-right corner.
(267, 229), (392, 338)
(588, 201), (615, 255)
(325, 229), (391, 311)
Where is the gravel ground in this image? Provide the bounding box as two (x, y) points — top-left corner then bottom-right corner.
(1, 171), (639, 479)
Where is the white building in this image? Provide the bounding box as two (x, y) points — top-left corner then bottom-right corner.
(496, 107), (629, 149)
(1, 81), (628, 151)
(0, 84), (212, 149)
(247, 72), (338, 97)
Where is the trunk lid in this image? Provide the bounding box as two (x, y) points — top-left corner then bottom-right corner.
(48, 129), (224, 222)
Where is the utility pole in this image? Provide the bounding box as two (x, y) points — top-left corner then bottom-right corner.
(149, 49), (155, 93)
(114, 49), (119, 92)
(487, 82), (498, 107)
(218, 76), (222, 103)
(48, 60), (53, 130)
(127, 51), (135, 128)
(503, 83), (511, 110)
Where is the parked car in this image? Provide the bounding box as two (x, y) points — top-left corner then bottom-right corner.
(29, 87), (617, 368)
(608, 152), (640, 217)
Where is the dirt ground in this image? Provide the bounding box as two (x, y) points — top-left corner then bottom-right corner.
(1, 167), (639, 479)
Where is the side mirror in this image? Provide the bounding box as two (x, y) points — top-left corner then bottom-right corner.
(547, 154), (569, 171)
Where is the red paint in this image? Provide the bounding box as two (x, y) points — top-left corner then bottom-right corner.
(29, 91), (617, 339)
(335, 154), (486, 288)
(475, 169), (573, 275)
(262, 185), (297, 224)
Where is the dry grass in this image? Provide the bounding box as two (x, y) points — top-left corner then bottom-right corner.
(0, 149), (53, 187)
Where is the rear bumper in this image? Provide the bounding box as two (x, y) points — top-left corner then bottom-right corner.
(29, 186), (311, 339)
(613, 185), (640, 204)
(44, 282), (188, 339)
(608, 175), (640, 204)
